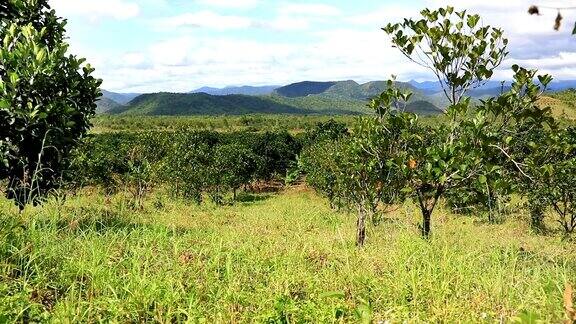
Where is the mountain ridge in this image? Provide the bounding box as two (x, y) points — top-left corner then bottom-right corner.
(102, 80), (445, 116)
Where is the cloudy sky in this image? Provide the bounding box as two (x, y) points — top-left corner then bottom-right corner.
(49, 0), (576, 93)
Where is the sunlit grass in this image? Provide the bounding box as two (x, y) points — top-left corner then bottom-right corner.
(0, 187), (574, 322)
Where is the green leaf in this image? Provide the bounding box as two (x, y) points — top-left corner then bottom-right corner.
(479, 175), (487, 184)
(36, 48), (46, 62)
(9, 72), (19, 85)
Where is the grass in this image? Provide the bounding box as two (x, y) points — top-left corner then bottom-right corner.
(1, 186), (575, 322)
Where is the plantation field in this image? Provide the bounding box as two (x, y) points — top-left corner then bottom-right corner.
(1, 187), (574, 322)
(89, 114), (450, 134)
(90, 115), (358, 134)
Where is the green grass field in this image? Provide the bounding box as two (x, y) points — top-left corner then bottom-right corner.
(1, 186), (574, 322)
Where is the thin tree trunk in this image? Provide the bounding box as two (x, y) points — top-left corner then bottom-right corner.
(421, 209), (431, 238)
(357, 207), (367, 247)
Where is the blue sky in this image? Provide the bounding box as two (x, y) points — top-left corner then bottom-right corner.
(50, 0), (576, 93)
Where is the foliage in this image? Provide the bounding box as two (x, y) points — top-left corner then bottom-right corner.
(0, 0), (101, 208)
(210, 143), (259, 202)
(524, 127), (576, 234)
(302, 114), (411, 245)
(91, 114), (358, 134)
(302, 8), (564, 242)
(445, 66), (555, 222)
(70, 130), (301, 205)
(383, 6), (508, 107)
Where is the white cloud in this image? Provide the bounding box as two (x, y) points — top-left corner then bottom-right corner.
(50, 0), (140, 20)
(74, 0), (576, 92)
(278, 3), (342, 17)
(94, 27), (418, 92)
(156, 11), (252, 30)
(254, 16), (311, 31)
(347, 5), (419, 27)
(156, 10), (314, 32)
(196, 0), (259, 9)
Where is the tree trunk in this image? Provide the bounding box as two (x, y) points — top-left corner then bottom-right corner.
(417, 187), (443, 239)
(421, 209), (431, 238)
(356, 207), (367, 247)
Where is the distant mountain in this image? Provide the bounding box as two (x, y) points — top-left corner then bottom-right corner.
(96, 97), (123, 114)
(105, 79), (445, 116)
(274, 80), (444, 115)
(274, 81), (338, 98)
(101, 90), (140, 105)
(549, 80), (576, 92)
(97, 78), (576, 118)
(409, 79), (576, 96)
(408, 80), (443, 94)
(191, 85), (279, 96)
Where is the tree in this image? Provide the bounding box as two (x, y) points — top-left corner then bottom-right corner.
(338, 117), (411, 246)
(381, 7), (554, 237)
(381, 7), (508, 237)
(211, 143), (258, 202)
(525, 127), (576, 235)
(383, 6), (507, 108)
(0, 0), (101, 208)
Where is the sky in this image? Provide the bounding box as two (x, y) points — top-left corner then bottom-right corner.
(49, 0), (576, 93)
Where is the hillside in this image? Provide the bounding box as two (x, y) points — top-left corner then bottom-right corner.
(272, 80), (444, 115)
(108, 93), (312, 116)
(274, 81), (337, 98)
(540, 89), (576, 120)
(102, 79), (450, 116)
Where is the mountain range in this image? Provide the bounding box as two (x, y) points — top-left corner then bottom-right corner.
(97, 79), (576, 117)
(190, 85), (279, 96)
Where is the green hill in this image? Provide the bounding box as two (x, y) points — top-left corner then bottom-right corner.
(103, 79), (446, 116)
(274, 81), (337, 97)
(276, 80), (445, 114)
(108, 92), (372, 116)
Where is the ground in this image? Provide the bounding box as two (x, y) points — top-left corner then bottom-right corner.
(0, 186), (574, 322)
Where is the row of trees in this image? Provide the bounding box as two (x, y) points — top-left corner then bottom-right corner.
(301, 7), (576, 245)
(70, 130), (301, 207)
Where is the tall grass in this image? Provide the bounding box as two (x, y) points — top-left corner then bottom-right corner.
(0, 187), (574, 322)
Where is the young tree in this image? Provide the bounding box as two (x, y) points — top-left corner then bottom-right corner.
(381, 7), (508, 237)
(383, 7), (507, 108)
(381, 8), (554, 237)
(0, 0), (101, 208)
